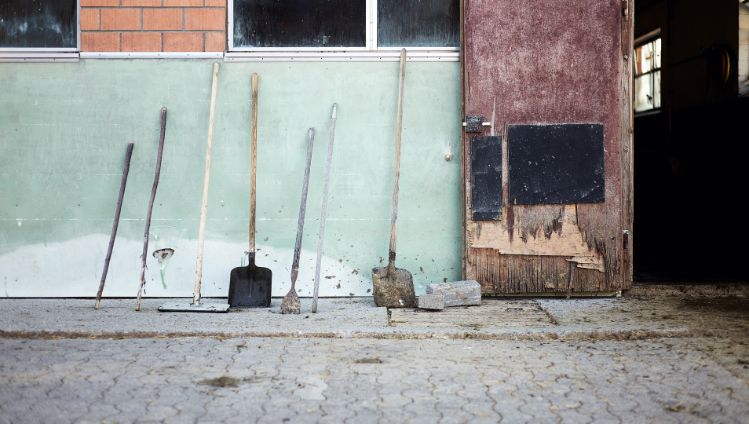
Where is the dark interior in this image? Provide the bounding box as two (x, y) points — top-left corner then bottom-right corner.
(634, 0), (749, 282)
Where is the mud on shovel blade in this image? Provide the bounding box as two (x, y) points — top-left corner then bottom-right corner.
(372, 49), (416, 308)
(159, 62), (228, 313)
(229, 73), (272, 307)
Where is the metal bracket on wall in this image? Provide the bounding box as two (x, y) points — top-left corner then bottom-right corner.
(463, 115), (491, 133)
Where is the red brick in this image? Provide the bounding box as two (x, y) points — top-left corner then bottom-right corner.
(121, 0), (162, 6)
(80, 0), (119, 6)
(163, 32), (203, 51)
(204, 32), (225, 52)
(163, 0), (203, 6)
(81, 32), (120, 51)
(204, 0), (225, 6)
(143, 8), (182, 30)
(184, 8), (225, 31)
(80, 8), (100, 31)
(122, 32), (161, 51)
(101, 8), (142, 30)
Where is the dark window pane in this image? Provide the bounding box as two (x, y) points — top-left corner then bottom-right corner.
(0, 0), (77, 48)
(378, 0), (459, 47)
(233, 0), (366, 48)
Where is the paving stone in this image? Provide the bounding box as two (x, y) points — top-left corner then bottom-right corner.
(418, 294), (446, 310)
(1, 296), (749, 423)
(425, 280), (482, 307)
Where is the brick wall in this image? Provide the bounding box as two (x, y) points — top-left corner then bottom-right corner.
(80, 0), (226, 52)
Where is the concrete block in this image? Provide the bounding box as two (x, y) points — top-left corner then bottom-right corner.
(425, 280), (482, 307)
(418, 294), (445, 311)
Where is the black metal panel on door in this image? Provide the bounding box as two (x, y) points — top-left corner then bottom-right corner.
(508, 124), (605, 205)
(471, 136), (503, 220)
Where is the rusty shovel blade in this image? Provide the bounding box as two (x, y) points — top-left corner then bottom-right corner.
(372, 266), (416, 308)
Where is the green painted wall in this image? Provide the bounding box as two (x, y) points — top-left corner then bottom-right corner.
(0, 59), (462, 298)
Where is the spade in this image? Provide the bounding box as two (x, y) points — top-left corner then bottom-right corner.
(229, 73), (272, 307)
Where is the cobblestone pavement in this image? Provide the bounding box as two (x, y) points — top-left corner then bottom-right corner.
(1, 335), (749, 423)
(1, 295), (748, 423)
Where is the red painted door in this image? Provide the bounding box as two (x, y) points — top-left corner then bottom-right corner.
(462, 0), (634, 294)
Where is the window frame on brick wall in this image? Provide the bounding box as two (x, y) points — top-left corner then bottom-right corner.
(227, 0), (460, 60)
(0, 0), (80, 62)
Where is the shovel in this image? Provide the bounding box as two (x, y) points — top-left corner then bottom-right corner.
(372, 49), (416, 308)
(228, 73), (272, 308)
(280, 128), (315, 314)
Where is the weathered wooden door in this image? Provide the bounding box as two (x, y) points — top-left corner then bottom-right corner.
(462, 0), (634, 294)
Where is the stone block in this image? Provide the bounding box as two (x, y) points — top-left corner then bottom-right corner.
(425, 280), (481, 307)
(417, 294), (445, 311)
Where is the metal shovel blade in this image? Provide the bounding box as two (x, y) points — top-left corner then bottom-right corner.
(228, 254), (272, 307)
(371, 266), (416, 308)
(158, 301), (230, 312)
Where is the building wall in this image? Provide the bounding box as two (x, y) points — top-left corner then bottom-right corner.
(0, 60), (462, 297)
(80, 0), (226, 52)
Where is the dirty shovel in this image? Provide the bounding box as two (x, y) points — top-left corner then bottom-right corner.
(280, 128), (315, 314)
(372, 49), (416, 308)
(228, 73), (272, 308)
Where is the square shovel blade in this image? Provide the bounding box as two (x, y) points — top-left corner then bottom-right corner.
(228, 265), (272, 307)
(372, 266), (416, 308)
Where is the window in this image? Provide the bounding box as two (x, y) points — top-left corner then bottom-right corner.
(230, 0), (459, 51)
(634, 37), (662, 113)
(233, 0), (366, 48)
(0, 0), (78, 50)
(377, 0), (459, 48)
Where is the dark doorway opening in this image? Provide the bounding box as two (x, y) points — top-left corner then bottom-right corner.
(633, 0), (749, 282)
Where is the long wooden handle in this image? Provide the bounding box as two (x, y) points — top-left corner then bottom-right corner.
(193, 62), (220, 305)
(290, 128), (315, 287)
(96, 142), (134, 310)
(135, 107), (167, 311)
(388, 49), (407, 274)
(249, 73), (259, 257)
(311, 104), (338, 313)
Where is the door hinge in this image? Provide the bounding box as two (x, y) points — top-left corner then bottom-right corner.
(623, 230), (630, 250)
(621, 0), (629, 19)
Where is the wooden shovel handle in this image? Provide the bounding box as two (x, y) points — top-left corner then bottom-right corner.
(193, 62), (220, 305)
(388, 49), (407, 273)
(250, 73), (258, 255)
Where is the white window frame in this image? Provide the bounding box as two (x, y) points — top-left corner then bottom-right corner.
(633, 29), (662, 115)
(0, 0), (80, 62)
(226, 0), (459, 61)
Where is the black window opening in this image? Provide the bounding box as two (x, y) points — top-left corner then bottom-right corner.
(377, 0), (459, 48)
(231, 0), (460, 50)
(233, 0), (366, 48)
(0, 0), (78, 50)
